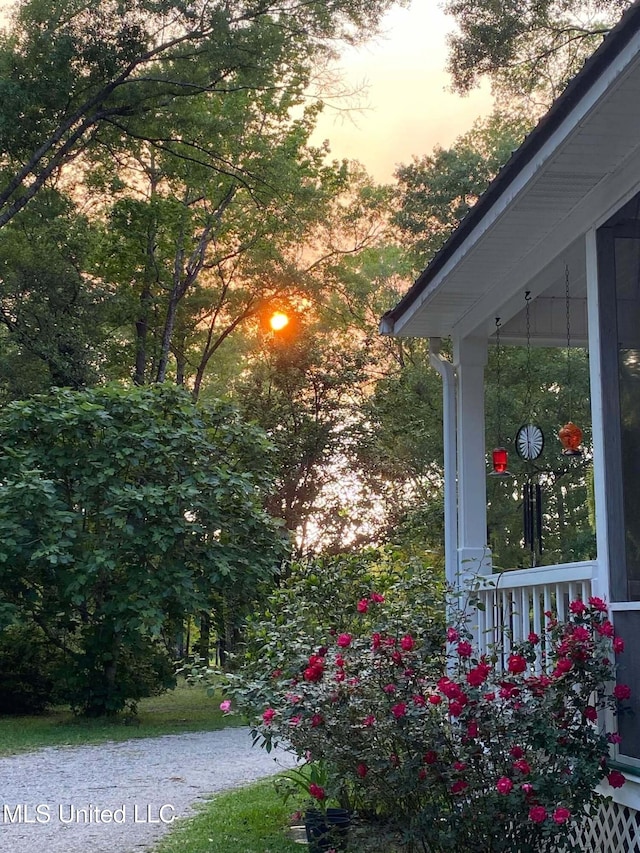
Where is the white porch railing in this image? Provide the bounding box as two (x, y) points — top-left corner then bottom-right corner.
(471, 561), (596, 671)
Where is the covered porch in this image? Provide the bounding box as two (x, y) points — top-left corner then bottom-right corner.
(382, 1), (640, 845)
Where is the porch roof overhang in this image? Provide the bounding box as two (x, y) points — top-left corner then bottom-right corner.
(381, 0), (640, 346)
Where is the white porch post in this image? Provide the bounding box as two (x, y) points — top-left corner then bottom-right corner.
(453, 336), (492, 583)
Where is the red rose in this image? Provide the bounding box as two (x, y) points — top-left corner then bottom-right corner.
(510, 746), (524, 759)
(311, 713), (324, 727)
(337, 633), (352, 648)
(362, 714), (376, 727)
(370, 592), (385, 603)
(371, 633), (382, 650)
(423, 750), (437, 765)
(583, 706), (598, 721)
(507, 654), (527, 674)
(400, 634), (416, 651)
(496, 776), (513, 795)
(613, 636), (625, 653)
(569, 599), (587, 615)
(428, 694), (441, 705)
(529, 806), (547, 823)
(553, 807), (571, 825)
(262, 708), (276, 724)
(357, 598), (369, 613)
(608, 770), (626, 788)
(513, 759), (531, 775)
(451, 780), (468, 794)
(391, 702), (407, 719)
(614, 684), (631, 700)
(356, 762), (368, 778)
(589, 596), (608, 612)
(527, 632), (539, 644)
(467, 663), (490, 687)
(457, 641), (473, 658)
(309, 783), (326, 801)
(446, 627), (459, 642)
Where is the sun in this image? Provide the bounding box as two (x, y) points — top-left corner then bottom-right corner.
(269, 311), (290, 332)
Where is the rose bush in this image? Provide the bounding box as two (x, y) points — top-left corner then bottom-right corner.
(224, 572), (629, 853)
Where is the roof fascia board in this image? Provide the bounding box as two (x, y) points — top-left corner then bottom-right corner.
(385, 10), (640, 338)
(454, 141), (640, 340)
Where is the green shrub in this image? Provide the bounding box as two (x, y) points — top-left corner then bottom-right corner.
(0, 624), (60, 714)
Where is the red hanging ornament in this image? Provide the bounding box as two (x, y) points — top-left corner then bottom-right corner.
(492, 447), (509, 475)
(558, 422), (583, 456)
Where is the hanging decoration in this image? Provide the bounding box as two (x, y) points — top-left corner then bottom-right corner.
(489, 317), (511, 476)
(558, 265), (583, 456)
(516, 290), (544, 565)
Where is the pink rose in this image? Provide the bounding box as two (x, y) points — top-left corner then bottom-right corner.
(521, 783), (534, 795)
(466, 721), (479, 738)
(311, 713), (324, 727)
(337, 633), (352, 648)
(262, 708), (276, 724)
(608, 732), (622, 744)
(391, 702), (407, 719)
(529, 806), (547, 823)
(613, 636), (625, 653)
(370, 592), (385, 603)
(357, 598), (369, 613)
(553, 807), (571, 825)
(219, 700), (232, 713)
(371, 633), (382, 650)
(383, 683), (396, 694)
(513, 759), (531, 775)
(496, 776), (513, 795)
(527, 632), (539, 644)
(446, 627), (459, 642)
(597, 620), (615, 637)
(614, 684), (631, 700)
(412, 694), (426, 707)
(362, 714), (376, 727)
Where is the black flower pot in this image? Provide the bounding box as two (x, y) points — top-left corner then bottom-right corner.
(304, 807), (351, 852)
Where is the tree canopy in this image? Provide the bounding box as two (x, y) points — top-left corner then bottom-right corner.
(443, 0), (632, 102)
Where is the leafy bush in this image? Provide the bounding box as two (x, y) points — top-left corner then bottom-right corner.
(0, 624), (60, 714)
(225, 579), (630, 853)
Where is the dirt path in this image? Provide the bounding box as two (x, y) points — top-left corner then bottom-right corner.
(0, 727), (297, 853)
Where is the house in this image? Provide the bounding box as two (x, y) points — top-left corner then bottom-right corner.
(381, 1), (640, 849)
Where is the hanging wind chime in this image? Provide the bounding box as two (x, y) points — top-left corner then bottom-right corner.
(490, 317), (511, 476)
(558, 264), (583, 456)
(514, 291), (545, 565)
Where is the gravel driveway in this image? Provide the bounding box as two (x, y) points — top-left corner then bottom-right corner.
(0, 727), (298, 853)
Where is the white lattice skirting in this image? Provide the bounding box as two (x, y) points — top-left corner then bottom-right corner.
(568, 799), (640, 852)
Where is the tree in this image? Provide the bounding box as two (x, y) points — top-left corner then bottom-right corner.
(0, 383), (285, 714)
(443, 0), (631, 102)
(0, 187), (112, 396)
(393, 112), (531, 263)
(0, 0), (404, 231)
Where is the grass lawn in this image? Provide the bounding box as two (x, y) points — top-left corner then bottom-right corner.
(0, 680), (239, 756)
(152, 776), (304, 853)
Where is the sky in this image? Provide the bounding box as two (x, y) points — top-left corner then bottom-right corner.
(312, 2), (494, 183)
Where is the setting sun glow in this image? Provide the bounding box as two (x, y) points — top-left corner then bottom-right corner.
(269, 311), (289, 332)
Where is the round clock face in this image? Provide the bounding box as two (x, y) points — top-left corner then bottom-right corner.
(515, 424), (544, 460)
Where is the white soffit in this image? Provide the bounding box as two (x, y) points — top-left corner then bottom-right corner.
(390, 26), (640, 340)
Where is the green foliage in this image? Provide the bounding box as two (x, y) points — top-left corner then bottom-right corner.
(0, 188), (110, 396)
(0, 0), (402, 229)
(0, 383), (285, 714)
(224, 547), (445, 719)
(443, 0), (631, 101)
(0, 623), (62, 714)
(394, 112), (531, 263)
